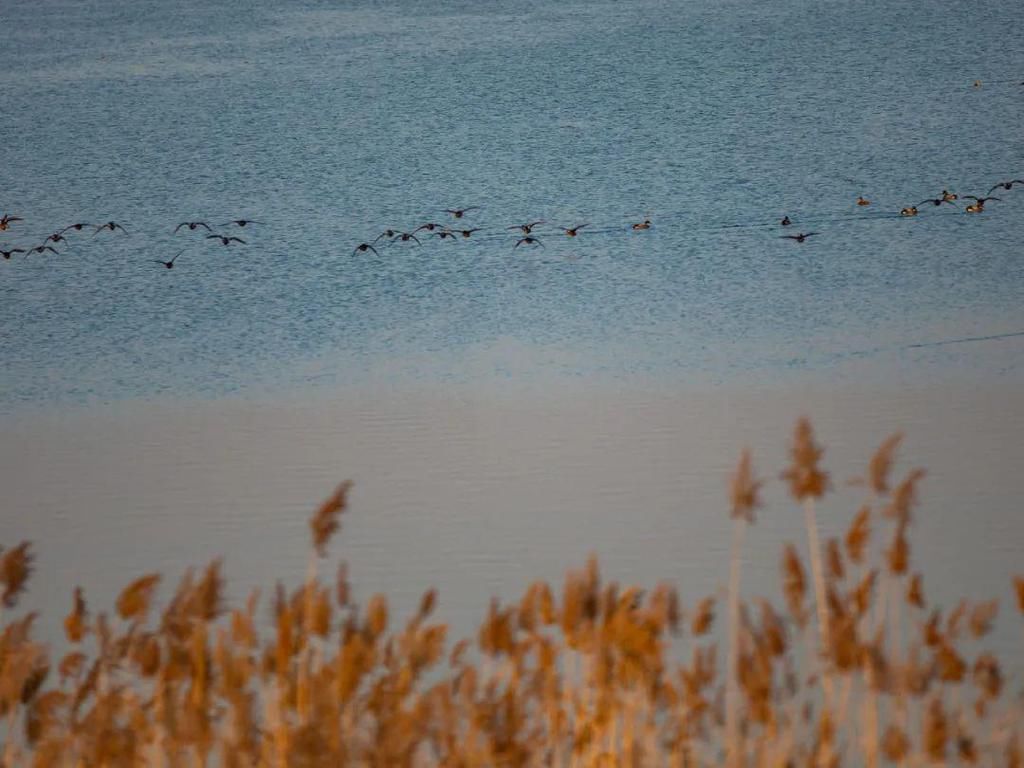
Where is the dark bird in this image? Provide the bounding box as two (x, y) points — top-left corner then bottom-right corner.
(780, 232), (818, 242)
(856, 196), (871, 206)
(918, 197), (957, 207)
(780, 215), (791, 226)
(900, 206), (918, 217)
(373, 229), (399, 243)
(443, 207), (479, 219)
(58, 223), (92, 235)
(414, 223), (446, 234)
(508, 221), (544, 234)
(26, 245), (59, 256)
(220, 219), (265, 228)
(0, 248), (25, 260)
(514, 236), (544, 248)
(153, 250), (185, 269)
(631, 219), (652, 230)
(0, 215), (23, 231)
(941, 190), (958, 202)
(559, 224), (589, 237)
(987, 180), (1024, 194)
(455, 228), (481, 238)
(963, 195), (1001, 209)
(43, 232), (72, 246)
(432, 231), (458, 240)
(352, 242), (380, 256)
(207, 235), (246, 246)
(94, 221), (127, 235)
(392, 233), (422, 245)
(175, 221), (212, 233)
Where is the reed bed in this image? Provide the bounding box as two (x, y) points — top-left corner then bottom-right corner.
(1, 419), (1022, 766)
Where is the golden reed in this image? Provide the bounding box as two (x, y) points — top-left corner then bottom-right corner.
(1, 419), (1022, 766)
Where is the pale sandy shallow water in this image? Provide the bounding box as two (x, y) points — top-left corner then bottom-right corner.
(4, 368), (1023, 661)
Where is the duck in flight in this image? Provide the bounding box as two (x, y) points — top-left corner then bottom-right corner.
(559, 224), (589, 237)
(631, 219), (651, 230)
(432, 231), (458, 240)
(0, 215), (22, 232)
(175, 221), (212, 233)
(94, 221), (128, 235)
(918, 197), (957, 207)
(207, 234), (246, 246)
(58, 223), (92, 235)
(220, 219), (264, 228)
(514, 236), (544, 248)
(988, 180), (1024, 194)
(352, 242), (380, 256)
(780, 232), (818, 243)
(373, 229), (399, 244)
(900, 206), (918, 217)
(413, 223), (446, 234)
(392, 232), (422, 245)
(454, 228), (481, 238)
(153, 250), (185, 269)
(42, 232), (72, 247)
(780, 215), (791, 226)
(444, 207), (479, 219)
(0, 248), (25, 260)
(963, 195), (1000, 210)
(26, 245), (60, 256)
(509, 221), (544, 234)
(856, 196), (871, 206)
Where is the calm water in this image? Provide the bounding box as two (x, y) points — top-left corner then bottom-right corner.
(1, 0), (1024, 653)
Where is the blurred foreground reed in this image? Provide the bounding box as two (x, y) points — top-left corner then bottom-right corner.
(1, 419), (1022, 766)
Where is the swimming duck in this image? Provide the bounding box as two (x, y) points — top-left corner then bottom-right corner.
(963, 195), (1000, 210)
(918, 197), (956, 208)
(941, 190), (958, 203)
(900, 207), (918, 217)
(780, 215), (791, 226)
(856, 196), (870, 206)
(631, 220), (651, 230)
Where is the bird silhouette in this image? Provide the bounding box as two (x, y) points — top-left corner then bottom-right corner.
(514, 236), (544, 248)
(432, 231), (459, 240)
(559, 224), (589, 237)
(58, 223), (92, 235)
(918, 197), (957, 207)
(153, 250), (185, 269)
(43, 232), (72, 247)
(413, 223), (446, 234)
(508, 221), (544, 234)
(900, 207), (919, 217)
(352, 243), (380, 256)
(94, 221), (127, 235)
(373, 229), (399, 244)
(780, 216), (792, 226)
(856, 196), (871, 206)
(392, 233), (422, 245)
(454, 228), (481, 238)
(0, 248), (25, 260)
(0, 215), (23, 232)
(207, 235), (246, 246)
(963, 195), (1000, 210)
(941, 190), (958, 202)
(780, 232), (818, 242)
(175, 221), (212, 233)
(26, 245), (59, 256)
(631, 220), (651, 230)
(443, 207), (479, 219)
(987, 180), (1024, 194)
(220, 219), (264, 228)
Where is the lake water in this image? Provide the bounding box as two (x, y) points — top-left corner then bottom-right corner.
(1, 0), (1023, 653)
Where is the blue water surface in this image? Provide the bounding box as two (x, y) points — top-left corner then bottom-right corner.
(2, 0), (1024, 406)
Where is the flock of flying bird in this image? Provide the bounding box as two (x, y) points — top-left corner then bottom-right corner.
(1, 178), (1020, 268)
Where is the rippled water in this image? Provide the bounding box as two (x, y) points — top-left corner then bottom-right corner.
(2, 0), (1023, 405)
(2, 0), (1024, 655)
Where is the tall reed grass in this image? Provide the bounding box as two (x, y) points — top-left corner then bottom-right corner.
(1, 419), (1022, 766)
